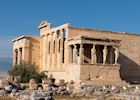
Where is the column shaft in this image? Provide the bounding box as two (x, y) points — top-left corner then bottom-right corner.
(69, 45), (72, 63)
(18, 48), (20, 64)
(13, 49), (17, 65)
(54, 32), (57, 69)
(60, 30), (64, 67)
(50, 34), (53, 69)
(43, 35), (47, 71)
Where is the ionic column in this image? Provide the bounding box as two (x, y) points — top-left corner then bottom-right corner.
(43, 35), (47, 71)
(52, 34), (54, 69)
(46, 35), (48, 70)
(79, 44), (84, 64)
(69, 45), (73, 63)
(73, 45), (77, 63)
(54, 32), (57, 68)
(115, 46), (119, 65)
(57, 39), (60, 68)
(17, 49), (20, 64)
(13, 49), (18, 65)
(103, 45), (108, 64)
(60, 30), (64, 67)
(49, 34), (53, 69)
(91, 44), (96, 64)
(42, 35), (46, 70)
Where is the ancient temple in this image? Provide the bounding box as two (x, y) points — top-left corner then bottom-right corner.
(12, 20), (140, 85)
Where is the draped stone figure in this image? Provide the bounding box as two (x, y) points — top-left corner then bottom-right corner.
(103, 46), (107, 64)
(115, 47), (119, 64)
(79, 44), (84, 64)
(91, 45), (96, 64)
(73, 45), (77, 63)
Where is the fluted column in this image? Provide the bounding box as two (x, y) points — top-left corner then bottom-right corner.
(17, 48), (20, 64)
(46, 35), (48, 70)
(54, 32), (57, 69)
(43, 35), (47, 71)
(103, 45), (108, 64)
(69, 45), (73, 63)
(49, 34), (53, 69)
(91, 44), (96, 64)
(73, 45), (77, 63)
(115, 46), (119, 65)
(52, 34), (54, 69)
(57, 38), (60, 69)
(14, 49), (18, 65)
(60, 30), (64, 67)
(79, 44), (84, 64)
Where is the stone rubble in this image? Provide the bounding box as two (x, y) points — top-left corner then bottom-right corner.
(1, 79), (140, 100)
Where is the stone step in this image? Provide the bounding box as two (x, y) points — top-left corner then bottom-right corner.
(82, 79), (129, 86)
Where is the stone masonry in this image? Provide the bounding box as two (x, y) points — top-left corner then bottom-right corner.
(12, 20), (140, 85)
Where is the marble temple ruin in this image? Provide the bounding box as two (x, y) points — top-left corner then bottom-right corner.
(12, 20), (140, 85)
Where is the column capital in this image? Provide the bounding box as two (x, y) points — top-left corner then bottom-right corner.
(15, 49), (18, 52)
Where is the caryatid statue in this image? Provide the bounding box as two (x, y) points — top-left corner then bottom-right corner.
(91, 45), (96, 64)
(79, 44), (84, 64)
(115, 46), (119, 64)
(103, 46), (108, 64)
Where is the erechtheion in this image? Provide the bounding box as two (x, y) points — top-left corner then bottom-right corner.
(12, 20), (140, 85)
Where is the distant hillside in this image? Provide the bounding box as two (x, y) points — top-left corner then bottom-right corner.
(0, 57), (12, 71)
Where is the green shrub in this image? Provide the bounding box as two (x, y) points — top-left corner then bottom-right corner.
(9, 62), (46, 83)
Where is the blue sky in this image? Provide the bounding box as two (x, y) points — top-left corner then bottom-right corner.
(1, 0), (140, 58)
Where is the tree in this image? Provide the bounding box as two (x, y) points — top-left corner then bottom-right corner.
(9, 62), (46, 83)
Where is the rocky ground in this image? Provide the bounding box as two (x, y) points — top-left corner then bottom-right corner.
(1, 77), (140, 100)
(1, 82), (140, 100)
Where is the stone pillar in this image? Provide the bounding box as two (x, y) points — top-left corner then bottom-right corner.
(91, 44), (96, 64)
(41, 35), (45, 71)
(17, 48), (21, 64)
(73, 45), (77, 63)
(40, 36), (43, 70)
(115, 46), (119, 65)
(43, 35), (47, 71)
(79, 44), (84, 64)
(52, 34), (54, 69)
(103, 45), (108, 64)
(54, 32), (57, 69)
(13, 49), (18, 65)
(46, 35), (48, 70)
(50, 34), (53, 69)
(69, 45), (73, 63)
(60, 30), (64, 67)
(57, 38), (60, 69)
